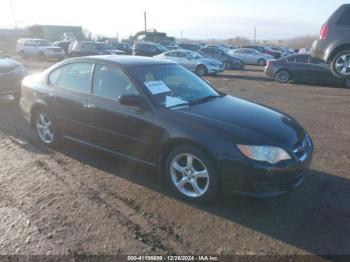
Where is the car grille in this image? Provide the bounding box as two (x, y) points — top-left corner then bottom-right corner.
(292, 134), (311, 160)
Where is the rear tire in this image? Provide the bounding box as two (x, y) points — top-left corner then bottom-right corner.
(195, 65), (208, 76)
(275, 70), (291, 83)
(165, 145), (219, 203)
(257, 58), (266, 66)
(330, 50), (350, 78)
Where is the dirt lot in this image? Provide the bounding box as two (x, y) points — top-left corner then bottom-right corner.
(0, 59), (350, 257)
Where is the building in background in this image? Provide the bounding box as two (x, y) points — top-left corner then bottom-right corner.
(28, 25), (83, 42)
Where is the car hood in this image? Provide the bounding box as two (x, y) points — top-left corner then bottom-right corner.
(176, 95), (305, 147)
(0, 58), (21, 74)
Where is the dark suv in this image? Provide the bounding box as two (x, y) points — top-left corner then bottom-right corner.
(133, 41), (168, 57)
(311, 4), (350, 78)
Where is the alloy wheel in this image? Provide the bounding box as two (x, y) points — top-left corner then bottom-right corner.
(170, 153), (210, 198)
(36, 112), (54, 144)
(335, 54), (350, 76)
(196, 65), (207, 76)
(276, 70), (290, 83)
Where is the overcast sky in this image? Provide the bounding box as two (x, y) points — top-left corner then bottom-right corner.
(0, 0), (349, 40)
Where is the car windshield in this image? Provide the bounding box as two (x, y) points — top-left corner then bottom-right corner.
(33, 40), (51, 46)
(130, 64), (220, 109)
(156, 44), (168, 52)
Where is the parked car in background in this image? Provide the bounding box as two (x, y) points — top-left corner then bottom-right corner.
(225, 45), (240, 50)
(159, 40), (179, 50)
(20, 56), (313, 202)
(311, 4), (350, 78)
(230, 48), (274, 66)
(271, 47), (293, 57)
(16, 38), (64, 61)
(133, 41), (168, 57)
(178, 43), (202, 52)
(94, 42), (125, 55)
(197, 47), (244, 70)
(154, 50), (224, 76)
(68, 41), (99, 57)
(0, 51), (26, 98)
(298, 48), (311, 54)
(265, 54), (350, 88)
(111, 42), (132, 54)
(53, 41), (71, 55)
(242, 45), (282, 59)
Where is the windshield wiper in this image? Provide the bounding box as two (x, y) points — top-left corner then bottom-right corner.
(166, 102), (189, 109)
(189, 95), (221, 106)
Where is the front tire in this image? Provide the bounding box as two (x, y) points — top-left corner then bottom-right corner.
(165, 145), (219, 203)
(331, 50), (350, 78)
(195, 65), (208, 76)
(275, 70), (291, 83)
(223, 61), (233, 70)
(34, 109), (59, 147)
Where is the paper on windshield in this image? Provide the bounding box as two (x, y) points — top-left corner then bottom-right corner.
(144, 80), (171, 95)
(165, 96), (188, 108)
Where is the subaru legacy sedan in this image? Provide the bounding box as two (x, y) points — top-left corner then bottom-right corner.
(20, 56), (313, 202)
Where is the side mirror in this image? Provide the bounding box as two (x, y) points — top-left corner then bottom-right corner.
(118, 94), (144, 108)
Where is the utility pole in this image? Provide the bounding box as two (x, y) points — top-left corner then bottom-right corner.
(254, 27), (257, 43)
(9, 0), (17, 28)
(181, 30), (183, 42)
(144, 11), (147, 33)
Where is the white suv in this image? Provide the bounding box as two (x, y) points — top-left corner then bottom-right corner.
(16, 39), (64, 60)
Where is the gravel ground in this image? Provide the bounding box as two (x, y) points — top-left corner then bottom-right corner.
(0, 59), (349, 257)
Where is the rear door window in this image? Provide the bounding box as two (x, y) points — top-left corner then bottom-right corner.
(57, 63), (93, 93)
(92, 64), (139, 100)
(295, 55), (309, 64)
(336, 7), (350, 26)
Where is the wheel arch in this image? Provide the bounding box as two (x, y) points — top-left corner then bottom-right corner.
(328, 44), (350, 63)
(158, 138), (220, 178)
(275, 68), (292, 80)
(30, 103), (50, 129)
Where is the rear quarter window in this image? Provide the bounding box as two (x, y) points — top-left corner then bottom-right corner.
(336, 7), (350, 26)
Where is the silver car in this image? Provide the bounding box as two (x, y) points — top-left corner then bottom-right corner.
(230, 48), (274, 66)
(154, 50), (224, 76)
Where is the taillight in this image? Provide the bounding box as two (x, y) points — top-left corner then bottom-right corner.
(320, 24), (329, 40)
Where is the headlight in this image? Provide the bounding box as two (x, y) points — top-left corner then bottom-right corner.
(237, 145), (291, 164)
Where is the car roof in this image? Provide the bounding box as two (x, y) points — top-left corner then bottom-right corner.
(60, 55), (175, 68)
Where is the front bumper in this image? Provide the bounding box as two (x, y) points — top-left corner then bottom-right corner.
(207, 65), (224, 74)
(218, 137), (314, 198)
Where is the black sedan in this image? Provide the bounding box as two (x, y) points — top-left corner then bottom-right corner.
(0, 52), (27, 98)
(20, 56), (313, 202)
(265, 54), (350, 88)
